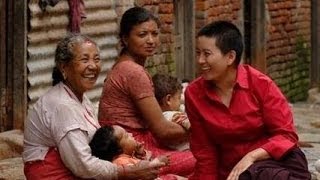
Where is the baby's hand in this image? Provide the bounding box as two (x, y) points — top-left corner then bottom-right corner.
(172, 113), (187, 124)
(150, 155), (170, 166)
(172, 113), (190, 130)
(134, 142), (147, 159)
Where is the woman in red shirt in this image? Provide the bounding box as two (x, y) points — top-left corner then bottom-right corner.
(98, 7), (195, 177)
(185, 21), (311, 180)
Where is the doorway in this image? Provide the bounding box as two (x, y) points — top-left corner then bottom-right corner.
(173, 0), (195, 81)
(0, 0), (27, 132)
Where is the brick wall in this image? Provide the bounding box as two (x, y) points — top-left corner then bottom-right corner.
(115, 0), (312, 102)
(266, 0), (311, 102)
(195, 0), (311, 102)
(116, 0), (175, 76)
(195, 0), (242, 33)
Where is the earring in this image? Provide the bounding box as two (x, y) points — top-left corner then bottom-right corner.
(62, 71), (67, 80)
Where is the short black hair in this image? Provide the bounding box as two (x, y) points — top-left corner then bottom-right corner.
(152, 73), (182, 105)
(89, 126), (122, 161)
(197, 20), (243, 66)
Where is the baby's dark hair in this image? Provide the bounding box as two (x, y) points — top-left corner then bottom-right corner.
(89, 125), (122, 161)
(152, 73), (182, 105)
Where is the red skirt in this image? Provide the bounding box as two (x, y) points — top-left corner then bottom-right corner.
(24, 148), (79, 180)
(126, 127), (196, 177)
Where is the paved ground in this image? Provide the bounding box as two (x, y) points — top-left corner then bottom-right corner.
(292, 102), (320, 180)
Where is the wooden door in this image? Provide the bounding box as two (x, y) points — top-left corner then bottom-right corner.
(0, 0), (27, 132)
(174, 0), (195, 81)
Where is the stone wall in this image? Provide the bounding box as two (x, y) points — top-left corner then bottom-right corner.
(266, 0), (311, 102)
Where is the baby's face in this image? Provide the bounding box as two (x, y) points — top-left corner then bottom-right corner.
(168, 90), (182, 111)
(113, 125), (138, 155)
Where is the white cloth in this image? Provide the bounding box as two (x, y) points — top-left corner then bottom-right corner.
(162, 111), (190, 151)
(23, 82), (118, 179)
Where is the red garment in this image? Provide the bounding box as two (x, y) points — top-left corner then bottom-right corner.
(68, 0), (86, 33)
(24, 148), (79, 180)
(185, 65), (298, 180)
(99, 58), (155, 129)
(126, 127), (195, 177)
(99, 58), (195, 177)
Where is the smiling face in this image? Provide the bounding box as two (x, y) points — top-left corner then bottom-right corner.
(123, 20), (160, 59)
(62, 41), (101, 97)
(113, 125), (138, 155)
(196, 36), (235, 81)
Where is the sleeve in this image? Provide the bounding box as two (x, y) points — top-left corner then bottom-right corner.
(59, 129), (118, 179)
(125, 66), (154, 100)
(259, 80), (298, 160)
(185, 88), (219, 180)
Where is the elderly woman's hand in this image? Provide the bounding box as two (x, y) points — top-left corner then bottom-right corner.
(118, 159), (166, 180)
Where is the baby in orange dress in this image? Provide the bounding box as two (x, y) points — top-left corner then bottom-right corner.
(89, 125), (168, 167)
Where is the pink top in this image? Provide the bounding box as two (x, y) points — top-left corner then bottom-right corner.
(186, 65), (298, 180)
(99, 58), (154, 129)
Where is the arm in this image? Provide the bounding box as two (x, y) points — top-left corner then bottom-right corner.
(136, 96), (188, 146)
(259, 80), (298, 160)
(227, 148), (270, 180)
(59, 129), (163, 180)
(185, 88), (219, 180)
(59, 129), (118, 179)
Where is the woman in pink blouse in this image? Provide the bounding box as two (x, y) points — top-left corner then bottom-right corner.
(98, 7), (195, 177)
(185, 20), (311, 180)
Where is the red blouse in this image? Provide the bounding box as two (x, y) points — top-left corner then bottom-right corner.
(98, 58), (154, 129)
(185, 65), (298, 180)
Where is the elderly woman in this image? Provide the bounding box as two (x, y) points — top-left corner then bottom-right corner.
(23, 34), (164, 179)
(98, 7), (195, 177)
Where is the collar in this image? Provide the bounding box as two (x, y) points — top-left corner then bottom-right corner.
(235, 65), (249, 89)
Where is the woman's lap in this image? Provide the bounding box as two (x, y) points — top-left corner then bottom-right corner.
(127, 128), (195, 177)
(24, 148), (79, 180)
(239, 147), (311, 180)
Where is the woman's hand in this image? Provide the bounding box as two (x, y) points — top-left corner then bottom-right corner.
(118, 160), (166, 180)
(227, 148), (270, 180)
(226, 154), (255, 180)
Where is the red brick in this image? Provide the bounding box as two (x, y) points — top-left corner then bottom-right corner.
(159, 3), (173, 14)
(160, 24), (173, 33)
(196, 1), (209, 11)
(159, 14), (173, 23)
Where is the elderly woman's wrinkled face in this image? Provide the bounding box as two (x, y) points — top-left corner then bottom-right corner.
(124, 20), (159, 58)
(63, 41), (101, 95)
